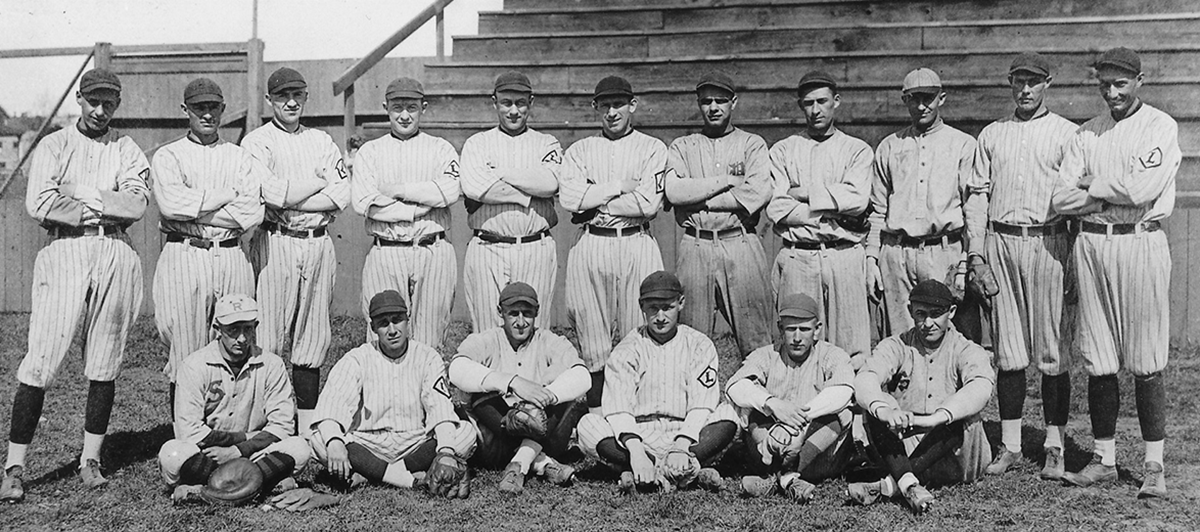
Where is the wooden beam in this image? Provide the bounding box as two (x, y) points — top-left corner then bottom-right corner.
(246, 38), (265, 130)
(333, 0), (455, 95)
(436, 9), (446, 60)
(93, 42), (113, 70)
(0, 42), (248, 60)
(343, 85), (356, 147)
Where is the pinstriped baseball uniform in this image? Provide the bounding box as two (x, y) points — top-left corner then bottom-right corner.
(243, 122), (349, 368)
(969, 110), (1078, 374)
(559, 130), (666, 371)
(452, 328), (586, 393)
(311, 340), (476, 462)
(152, 137), (264, 382)
(1051, 103), (1180, 377)
(666, 128), (775, 354)
(18, 125), (149, 387)
(766, 129), (873, 360)
(460, 127), (562, 331)
(352, 132), (460, 347)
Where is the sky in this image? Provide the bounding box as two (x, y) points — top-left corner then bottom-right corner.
(0, 0), (503, 117)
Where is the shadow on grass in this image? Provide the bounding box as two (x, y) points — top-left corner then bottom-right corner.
(25, 424), (173, 487)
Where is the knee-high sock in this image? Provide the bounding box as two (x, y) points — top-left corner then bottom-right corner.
(690, 420), (737, 465)
(1134, 372), (1167, 443)
(9, 384), (46, 446)
(1041, 373), (1070, 427)
(1088, 375), (1119, 440)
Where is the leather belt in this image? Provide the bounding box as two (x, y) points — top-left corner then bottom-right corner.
(49, 225), (125, 238)
(165, 233), (241, 249)
(635, 414), (685, 423)
(474, 229), (550, 245)
(782, 239), (857, 250)
(263, 222), (327, 239)
(1078, 220), (1161, 236)
(586, 223), (649, 237)
(684, 226), (753, 240)
(374, 232), (446, 247)
(989, 220), (1070, 237)
(881, 230), (963, 248)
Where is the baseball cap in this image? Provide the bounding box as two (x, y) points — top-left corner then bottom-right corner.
(385, 77), (425, 100)
(499, 282), (539, 309)
(1009, 52), (1051, 77)
(902, 68), (942, 95)
(593, 75), (634, 100)
(796, 70), (838, 97)
(214, 294), (258, 325)
(909, 279), (956, 308)
(184, 78), (224, 104)
(368, 290), (408, 320)
(778, 292), (820, 320)
(80, 68), (121, 94)
(1095, 47), (1141, 74)
(639, 270), (683, 301)
(494, 71), (533, 93)
(696, 71), (736, 95)
(267, 67), (307, 94)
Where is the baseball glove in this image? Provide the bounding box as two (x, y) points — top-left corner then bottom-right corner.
(661, 450), (700, 490)
(967, 256), (1000, 298)
(424, 452), (471, 499)
(500, 401), (549, 440)
(199, 457), (264, 506)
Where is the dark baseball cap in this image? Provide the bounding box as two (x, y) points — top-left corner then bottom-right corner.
(1009, 52), (1051, 77)
(184, 78), (224, 104)
(267, 67), (306, 94)
(696, 72), (736, 95)
(778, 292), (820, 320)
(385, 77), (425, 100)
(909, 279), (956, 308)
(797, 70), (837, 97)
(368, 290), (408, 320)
(639, 270), (683, 302)
(80, 68), (121, 94)
(593, 75), (634, 100)
(494, 71), (533, 93)
(499, 282), (539, 308)
(1095, 47), (1141, 75)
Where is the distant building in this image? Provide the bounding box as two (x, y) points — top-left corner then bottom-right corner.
(0, 124), (22, 177)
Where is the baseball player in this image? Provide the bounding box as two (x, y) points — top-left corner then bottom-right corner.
(851, 280), (995, 514)
(665, 72), (775, 356)
(309, 290), (477, 495)
(577, 271), (740, 493)
(969, 53), (1079, 478)
(156, 294), (310, 502)
(460, 71), (562, 331)
(352, 77), (460, 348)
(559, 75), (667, 413)
(152, 77), (263, 394)
(0, 69), (149, 502)
(867, 68), (987, 341)
(448, 282), (589, 493)
(727, 292), (855, 502)
(242, 67), (350, 437)
(1050, 47), (1180, 499)
(766, 70), (873, 364)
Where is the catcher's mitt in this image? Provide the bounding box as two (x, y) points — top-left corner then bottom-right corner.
(500, 401), (549, 440)
(200, 457), (264, 506)
(967, 256), (1000, 298)
(424, 452), (471, 499)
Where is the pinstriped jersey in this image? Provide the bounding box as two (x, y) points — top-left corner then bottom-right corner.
(766, 129), (873, 243)
(603, 324), (721, 419)
(730, 341), (854, 408)
(242, 122), (350, 230)
(152, 136), (265, 241)
(559, 130), (666, 228)
(26, 125), (150, 227)
(453, 327), (585, 387)
(972, 111), (1077, 226)
(314, 340), (456, 437)
(173, 342), (296, 444)
(350, 131), (460, 240)
(460, 127), (561, 235)
(667, 128), (772, 231)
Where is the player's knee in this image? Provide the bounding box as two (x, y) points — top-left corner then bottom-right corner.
(575, 413), (612, 457)
(158, 439), (201, 486)
(442, 420), (479, 458)
(272, 436), (312, 474)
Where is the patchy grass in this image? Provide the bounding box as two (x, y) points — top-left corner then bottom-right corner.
(0, 312), (1198, 531)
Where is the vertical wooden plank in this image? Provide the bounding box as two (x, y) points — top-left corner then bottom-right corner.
(343, 85), (356, 146)
(1166, 209), (1189, 343)
(93, 42), (112, 70)
(1, 199), (12, 311)
(1186, 208), (1200, 344)
(436, 9), (446, 60)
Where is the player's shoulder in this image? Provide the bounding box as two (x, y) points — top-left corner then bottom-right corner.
(668, 132), (706, 149)
(815, 340), (853, 363)
(457, 327), (504, 350)
(945, 329), (990, 360)
(677, 324), (718, 349)
(241, 122), (274, 143)
(461, 127), (499, 148)
(744, 343), (777, 363)
(407, 340), (443, 364)
(630, 129), (668, 150)
(251, 348), (288, 369)
(1133, 103), (1178, 129)
(533, 327), (573, 347)
(178, 341), (223, 373)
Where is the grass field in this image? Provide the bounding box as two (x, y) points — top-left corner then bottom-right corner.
(0, 312), (1198, 532)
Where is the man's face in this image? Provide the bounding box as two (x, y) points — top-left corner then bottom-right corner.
(1097, 65), (1143, 116)
(697, 86), (736, 130)
(216, 320), (257, 363)
(386, 97), (426, 138)
(184, 101), (225, 138)
(902, 90), (945, 129)
(499, 304), (538, 345)
(640, 295), (684, 340)
(493, 90), (532, 134)
(909, 302), (956, 346)
(779, 316), (821, 361)
(799, 86), (839, 133)
(269, 88), (307, 128)
(78, 89), (120, 132)
(594, 95), (636, 138)
(1009, 72), (1050, 116)
(371, 312), (410, 358)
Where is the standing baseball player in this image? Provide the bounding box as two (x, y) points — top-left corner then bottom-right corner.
(460, 71), (562, 331)
(665, 72), (774, 356)
(309, 290), (477, 497)
(448, 282), (589, 494)
(1050, 47), (1180, 498)
(152, 77), (263, 394)
(576, 271), (740, 493)
(242, 67), (349, 436)
(766, 70), (873, 364)
(559, 75), (667, 413)
(727, 292), (855, 502)
(156, 294), (310, 502)
(867, 68), (987, 341)
(969, 53), (1079, 478)
(352, 77), (460, 348)
(851, 280), (995, 513)
(0, 69), (149, 502)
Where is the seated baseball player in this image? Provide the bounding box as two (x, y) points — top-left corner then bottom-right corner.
(157, 294), (310, 504)
(448, 282), (589, 494)
(309, 290), (477, 498)
(726, 292), (855, 502)
(577, 271), (739, 493)
(851, 280), (994, 513)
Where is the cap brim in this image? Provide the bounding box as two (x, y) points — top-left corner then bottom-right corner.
(797, 81), (835, 95)
(185, 94), (224, 104)
(494, 83), (532, 93)
(215, 310), (258, 325)
(271, 81), (307, 94)
(593, 89), (634, 100)
(1009, 66), (1049, 76)
(369, 307), (408, 320)
(81, 82), (121, 94)
(639, 290), (682, 302)
(778, 310), (818, 320)
(386, 91), (424, 100)
(909, 296), (954, 307)
(500, 296), (539, 308)
(696, 81), (735, 94)
(903, 86), (942, 95)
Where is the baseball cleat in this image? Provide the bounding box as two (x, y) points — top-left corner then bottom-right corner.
(985, 449), (1021, 475)
(79, 459), (108, 489)
(0, 466), (25, 503)
(1062, 456), (1117, 488)
(273, 476), (298, 494)
(783, 478), (816, 504)
(846, 479), (886, 506)
(617, 471), (635, 494)
(739, 475), (777, 497)
(904, 484), (935, 513)
(1137, 461), (1167, 499)
(170, 484), (203, 505)
(1039, 447), (1065, 481)
(541, 461), (576, 486)
(498, 462), (525, 494)
(695, 468), (723, 492)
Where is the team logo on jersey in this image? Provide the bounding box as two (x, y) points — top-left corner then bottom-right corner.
(654, 170), (666, 193)
(887, 371), (911, 392)
(204, 381), (226, 417)
(335, 159), (349, 181)
(446, 160), (460, 178)
(138, 168), (150, 183)
(1139, 147), (1163, 169)
(697, 366), (717, 388)
(433, 376), (452, 399)
(542, 150), (562, 164)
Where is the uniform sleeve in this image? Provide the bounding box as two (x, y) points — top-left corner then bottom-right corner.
(765, 140), (817, 226)
(351, 144), (417, 222)
(242, 134), (289, 209)
(543, 334), (589, 403)
(312, 350), (365, 431)
(866, 137), (894, 258)
(558, 140), (616, 213)
(1050, 132), (1100, 215)
(315, 137), (351, 210)
(1086, 113), (1181, 206)
(801, 345), (855, 418)
(602, 334), (642, 438)
(853, 338), (903, 413)
(810, 139), (873, 216)
(966, 128), (994, 256)
(173, 359), (218, 444)
(957, 135), (987, 255)
(400, 141), (461, 208)
(152, 146), (207, 221)
(604, 139), (668, 217)
(664, 139), (716, 206)
(707, 134), (772, 213)
(726, 347), (773, 411)
(24, 134), (90, 226)
(937, 342), (996, 421)
(220, 151), (266, 229)
(97, 137), (151, 221)
(419, 349), (458, 428)
(680, 335), (720, 442)
(256, 355), (297, 442)
(447, 332), (512, 394)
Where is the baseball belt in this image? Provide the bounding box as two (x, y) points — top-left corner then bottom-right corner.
(1078, 220), (1161, 236)
(881, 229), (963, 248)
(262, 222), (327, 239)
(781, 238), (858, 250)
(49, 224), (126, 238)
(164, 232), (241, 249)
(586, 223), (650, 238)
(374, 231), (446, 247)
(635, 414), (685, 423)
(474, 229), (550, 245)
(684, 226), (754, 241)
(988, 220), (1070, 237)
